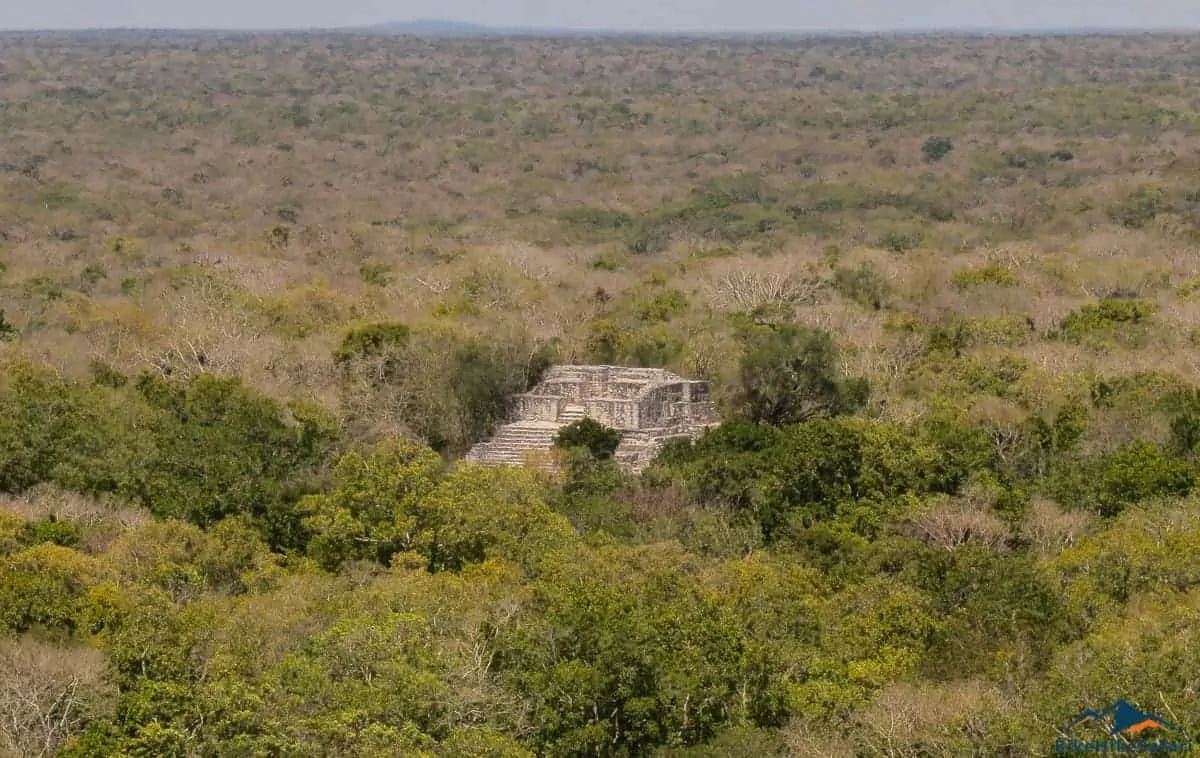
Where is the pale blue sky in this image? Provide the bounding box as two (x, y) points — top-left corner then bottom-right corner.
(2, 0), (1199, 32)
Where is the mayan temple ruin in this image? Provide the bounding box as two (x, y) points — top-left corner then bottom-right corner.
(464, 365), (721, 471)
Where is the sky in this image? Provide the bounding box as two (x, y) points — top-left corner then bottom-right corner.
(3, 0), (1200, 32)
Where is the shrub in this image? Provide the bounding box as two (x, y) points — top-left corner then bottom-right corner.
(1090, 371), (1187, 410)
(904, 547), (1071, 678)
(0, 311), (15, 341)
(1177, 275), (1200, 299)
(556, 207), (634, 241)
(1108, 185), (1170, 229)
(879, 229), (925, 253)
(753, 418), (955, 538)
(635, 288), (690, 323)
(0, 361), (118, 495)
(951, 354), (1031, 396)
(957, 316), (1033, 348)
(645, 419), (780, 511)
(1059, 298), (1156, 342)
(24, 276), (64, 301)
(554, 419), (623, 460)
(922, 136), (954, 162)
(590, 253), (623, 271)
(0, 544), (101, 633)
(1160, 388), (1200, 455)
(358, 260), (394, 287)
(20, 516), (82, 548)
(626, 217), (674, 255)
(126, 372), (341, 546)
(584, 319), (631, 364)
(832, 263), (888, 310)
(1002, 146), (1049, 169)
(80, 264), (107, 289)
(692, 173), (777, 207)
(952, 263), (1018, 289)
(333, 322), (411, 364)
(256, 281), (361, 338)
(450, 338), (534, 448)
(624, 327), (686, 369)
(103, 236), (145, 257)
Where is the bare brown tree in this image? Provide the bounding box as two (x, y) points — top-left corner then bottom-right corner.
(0, 637), (114, 758)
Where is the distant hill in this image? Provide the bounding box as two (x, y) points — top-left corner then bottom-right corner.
(362, 19), (624, 37)
(1, 20), (1193, 39)
(351, 20), (1196, 39)
(367, 19), (500, 36)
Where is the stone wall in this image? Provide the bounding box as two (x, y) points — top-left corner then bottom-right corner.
(637, 382), (713, 428)
(511, 395), (561, 422)
(602, 382), (646, 400)
(584, 399), (639, 429)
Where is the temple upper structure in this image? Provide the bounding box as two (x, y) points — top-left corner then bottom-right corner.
(464, 365), (720, 471)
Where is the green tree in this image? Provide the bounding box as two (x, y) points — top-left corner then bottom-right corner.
(1095, 441), (1194, 517)
(901, 545), (1072, 680)
(261, 611), (454, 752)
(789, 576), (941, 724)
(0, 543), (104, 633)
(418, 464), (576, 575)
(735, 324), (867, 427)
(0, 360), (118, 494)
(124, 373), (340, 547)
(493, 544), (759, 756)
(303, 440), (573, 574)
(440, 730), (536, 758)
(554, 418), (623, 460)
(754, 418), (952, 540)
(645, 419), (779, 511)
(301, 437), (444, 571)
(333, 321), (412, 379)
(20, 515), (82, 548)
(450, 338), (534, 452)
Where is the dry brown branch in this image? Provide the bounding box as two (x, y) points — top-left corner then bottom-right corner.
(704, 264), (825, 312)
(909, 497), (1011, 552)
(0, 638), (114, 758)
(1022, 498), (1094, 554)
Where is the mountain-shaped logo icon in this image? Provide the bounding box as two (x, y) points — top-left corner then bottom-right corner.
(1067, 700), (1182, 738)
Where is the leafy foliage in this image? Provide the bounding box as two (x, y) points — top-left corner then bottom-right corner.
(333, 322), (412, 365)
(1059, 298), (1156, 341)
(553, 419), (623, 460)
(734, 324), (868, 426)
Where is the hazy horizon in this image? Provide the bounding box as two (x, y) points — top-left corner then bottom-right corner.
(3, 0), (1199, 33)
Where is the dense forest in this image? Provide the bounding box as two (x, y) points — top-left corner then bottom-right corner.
(3, 30), (1200, 756)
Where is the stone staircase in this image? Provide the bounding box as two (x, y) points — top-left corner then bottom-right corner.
(557, 404), (587, 424)
(463, 421), (562, 467)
